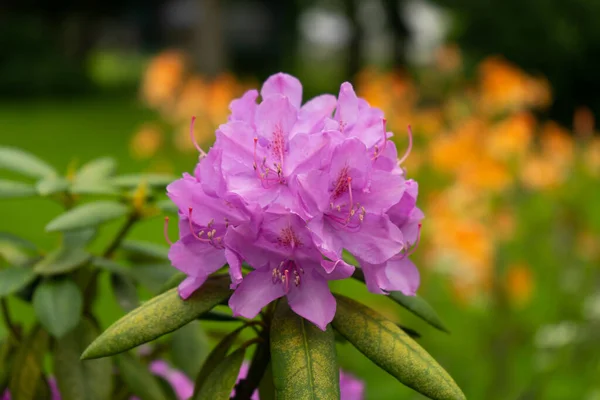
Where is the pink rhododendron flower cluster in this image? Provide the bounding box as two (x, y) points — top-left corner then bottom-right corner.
(167, 73), (423, 330)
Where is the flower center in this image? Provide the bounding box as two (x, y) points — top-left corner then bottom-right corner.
(278, 226), (302, 249)
(186, 207), (227, 249)
(328, 170), (366, 231)
(272, 260), (304, 293)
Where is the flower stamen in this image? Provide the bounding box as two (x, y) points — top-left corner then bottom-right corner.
(397, 125), (413, 165)
(189, 116), (207, 158)
(163, 217), (173, 245)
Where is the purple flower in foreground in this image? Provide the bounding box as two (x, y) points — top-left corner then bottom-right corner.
(148, 360), (194, 400)
(167, 72), (423, 330)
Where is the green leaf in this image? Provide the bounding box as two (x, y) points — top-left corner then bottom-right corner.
(258, 362), (276, 400)
(0, 232), (37, 251)
(34, 247), (91, 275)
(74, 157), (117, 184)
(193, 326), (246, 397)
(46, 201), (129, 232)
(270, 300), (340, 400)
(160, 272), (187, 293)
(36, 177), (69, 196)
(54, 318), (113, 400)
(0, 147), (56, 179)
(33, 279), (83, 338)
(0, 267), (37, 297)
(0, 179), (37, 199)
(81, 275), (232, 359)
(352, 267), (449, 333)
(0, 337), (16, 394)
(117, 354), (166, 400)
(9, 325), (49, 400)
(389, 291), (450, 333)
(399, 325), (421, 339)
(194, 348), (246, 400)
(332, 295), (465, 400)
(156, 200), (178, 214)
(91, 257), (132, 276)
(63, 228), (97, 249)
(122, 240), (169, 260)
(171, 320), (209, 378)
(70, 182), (120, 196)
(110, 273), (139, 312)
(112, 174), (177, 188)
(129, 264), (176, 293)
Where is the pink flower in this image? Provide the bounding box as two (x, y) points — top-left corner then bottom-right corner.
(167, 72), (423, 329)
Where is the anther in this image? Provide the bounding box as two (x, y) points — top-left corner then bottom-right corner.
(397, 125), (413, 165)
(187, 208), (209, 242)
(189, 116), (207, 157)
(163, 217), (173, 245)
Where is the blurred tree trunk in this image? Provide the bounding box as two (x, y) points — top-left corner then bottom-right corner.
(383, 0), (409, 67)
(192, 0), (226, 76)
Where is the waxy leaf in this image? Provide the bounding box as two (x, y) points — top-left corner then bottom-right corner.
(70, 182), (120, 196)
(63, 228), (97, 249)
(54, 318), (113, 400)
(129, 264), (176, 293)
(112, 174), (177, 188)
(8, 325), (49, 400)
(198, 310), (239, 322)
(171, 320), (209, 378)
(46, 201), (129, 232)
(33, 279), (83, 338)
(110, 273), (139, 312)
(194, 348), (246, 400)
(74, 157), (117, 184)
(0, 267), (37, 297)
(118, 354), (166, 400)
(0, 147), (56, 179)
(0, 179), (37, 199)
(270, 300), (340, 400)
(36, 177), (69, 196)
(81, 276), (232, 359)
(332, 295), (465, 400)
(34, 247), (91, 275)
(389, 291), (449, 333)
(122, 240), (169, 260)
(192, 326), (245, 397)
(258, 362), (276, 400)
(0, 232), (37, 251)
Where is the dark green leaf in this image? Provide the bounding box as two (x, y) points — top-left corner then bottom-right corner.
(112, 174), (177, 188)
(0, 268), (37, 297)
(81, 276), (232, 359)
(35, 177), (69, 196)
(194, 348), (246, 400)
(34, 247), (91, 275)
(193, 325), (246, 397)
(171, 320), (209, 378)
(389, 291), (449, 333)
(54, 318), (113, 400)
(63, 228), (97, 249)
(399, 325), (421, 339)
(110, 273), (139, 312)
(235, 338), (271, 400)
(352, 267), (449, 333)
(122, 240), (169, 260)
(74, 157), (117, 184)
(270, 300), (340, 400)
(258, 362), (276, 400)
(9, 325), (49, 400)
(332, 295), (465, 400)
(0, 337), (16, 394)
(117, 354), (166, 400)
(46, 201), (130, 232)
(0, 147), (56, 179)
(160, 272), (186, 294)
(33, 279), (83, 338)
(198, 310), (240, 322)
(0, 179), (37, 199)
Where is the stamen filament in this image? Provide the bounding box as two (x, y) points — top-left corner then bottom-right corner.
(163, 217), (173, 245)
(397, 125), (413, 165)
(189, 116), (207, 157)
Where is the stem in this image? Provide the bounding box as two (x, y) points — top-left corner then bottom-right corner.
(103, 213), (139, 258)
(1, 298), (20, 341)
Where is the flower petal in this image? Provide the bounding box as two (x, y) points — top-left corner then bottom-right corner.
(260, 73), (303, 108)
(225, 248), (243, 289)
(229, 89), (258, 125)
(229, 268), (285, 319)
(340, 213), (404, 264)
(382, 257), (420, 295)
(178, 275), (208, 299)
(287, 268), (336, 331)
